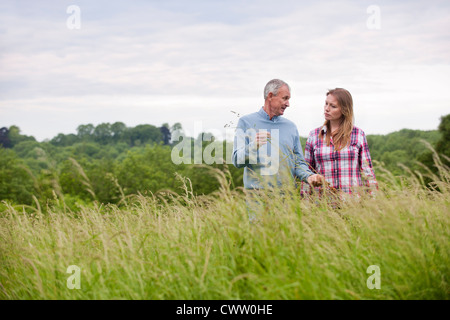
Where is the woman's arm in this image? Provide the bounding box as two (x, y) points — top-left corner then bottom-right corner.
(359, 130), (378, 191)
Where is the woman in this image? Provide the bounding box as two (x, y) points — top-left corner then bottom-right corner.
(302, 88), (377, 196)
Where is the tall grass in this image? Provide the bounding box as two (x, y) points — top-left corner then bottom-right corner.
(0, 162), (448, 300)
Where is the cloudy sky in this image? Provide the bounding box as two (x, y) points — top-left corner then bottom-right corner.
(1, 0), (449, 142)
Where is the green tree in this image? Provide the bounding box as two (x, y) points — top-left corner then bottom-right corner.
(76, 124), (95, 141)
(111, 122), (127, 143)
(171, 122), (183, 133)
(71, 142), (102, 158)
(8, 125), (36, 147)
(13, 141), (52, 173)
(0, 127), (12, 148)
(93, 123), (112, 145)
(124, 124), (163, 147)
(416, 114), (449, 178)
(160, 123), (171, 145)
(116, 144), (184, 195)
(0, 148), (35, 204)
(436, 114), (450, 159)
(50, 133), (80, 147)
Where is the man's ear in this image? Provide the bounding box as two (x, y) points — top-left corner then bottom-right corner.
(267, 92), (273, 99)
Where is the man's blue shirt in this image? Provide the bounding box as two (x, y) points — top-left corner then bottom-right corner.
(232, 107), (313, 189)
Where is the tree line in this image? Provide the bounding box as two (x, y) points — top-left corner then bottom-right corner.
(0, 122), (241, 208)
(0, 115), (448, 209)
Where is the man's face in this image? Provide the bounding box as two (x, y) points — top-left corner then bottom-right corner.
(268, 85), (290, 117)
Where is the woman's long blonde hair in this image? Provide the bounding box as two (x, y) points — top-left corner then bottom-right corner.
(319, 88), (354, 151)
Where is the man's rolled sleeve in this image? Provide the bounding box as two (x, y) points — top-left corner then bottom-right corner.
(293, 130), (314, 182)
(232, 118), (258, 168)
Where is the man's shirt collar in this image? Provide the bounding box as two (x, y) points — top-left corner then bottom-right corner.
(258, 107), (280, 122)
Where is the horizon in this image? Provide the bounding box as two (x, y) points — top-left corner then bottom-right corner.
(2, 118), (443, 144)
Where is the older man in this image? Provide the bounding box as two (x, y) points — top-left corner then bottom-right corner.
(232, 79), (323, 191)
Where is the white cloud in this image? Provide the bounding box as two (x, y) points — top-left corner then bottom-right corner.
(0, 0), (449, 141)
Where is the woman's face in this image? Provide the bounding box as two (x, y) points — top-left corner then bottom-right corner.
(324, 94), (343, 122)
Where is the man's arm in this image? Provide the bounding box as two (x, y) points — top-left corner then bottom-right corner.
(304, 131), (316, 172)
(293, 129), (314, 181)
(232, 118), (256, 168)
(293, 129), (323, 186)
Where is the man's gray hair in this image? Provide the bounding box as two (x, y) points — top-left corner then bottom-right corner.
(264, 79), (290, 100)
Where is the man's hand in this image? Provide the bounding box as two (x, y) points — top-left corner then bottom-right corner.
(255, 132), (271, 148)
(307, 174), (324, 187)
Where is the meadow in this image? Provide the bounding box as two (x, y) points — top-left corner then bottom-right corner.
(0, 155), (449, 300)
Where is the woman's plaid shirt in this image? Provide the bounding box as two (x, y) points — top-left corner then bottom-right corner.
(302, 125), (378, 194)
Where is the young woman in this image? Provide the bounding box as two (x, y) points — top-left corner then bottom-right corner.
(302, 88), (377, 196)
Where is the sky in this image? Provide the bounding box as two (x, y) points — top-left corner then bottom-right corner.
(1, 0), (449, 142)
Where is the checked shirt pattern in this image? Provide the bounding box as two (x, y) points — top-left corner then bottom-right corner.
(302, 126), (378, 194)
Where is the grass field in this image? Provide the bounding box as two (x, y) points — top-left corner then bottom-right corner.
(0, 162), (449, 300)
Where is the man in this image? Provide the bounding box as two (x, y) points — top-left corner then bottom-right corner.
(232, 79), (323, 191)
